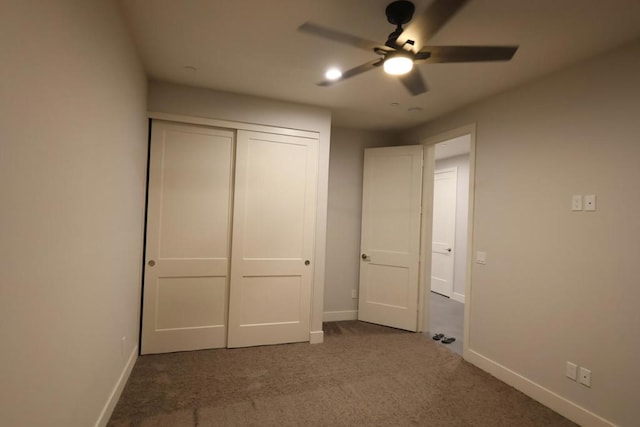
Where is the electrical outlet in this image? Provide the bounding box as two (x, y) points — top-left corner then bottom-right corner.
(584, 195), (596, 211)
(566, 361), (578, 381)
(351, 289), (358, 299)
(579, 367), (592, 387)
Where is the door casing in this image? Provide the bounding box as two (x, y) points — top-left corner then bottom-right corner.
(417, 124), (476, 359)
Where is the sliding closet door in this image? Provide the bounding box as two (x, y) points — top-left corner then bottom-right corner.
(227, 130), (318, 348)
(141, 121), (234, 354)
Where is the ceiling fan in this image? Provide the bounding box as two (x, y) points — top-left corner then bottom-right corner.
(298, 0), (518, 96)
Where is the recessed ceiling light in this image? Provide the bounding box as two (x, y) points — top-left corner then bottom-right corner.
(390, 102), (400, 107)
(408, 106), (423, 112)
(325, 68), (342, 80)
(183, 65), (197, 72)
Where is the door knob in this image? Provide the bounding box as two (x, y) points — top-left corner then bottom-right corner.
(446, 248), (452, 253)
(362, 253), (369, 260)
(148, 260), (156, 267)
(305, 260), (310, 266)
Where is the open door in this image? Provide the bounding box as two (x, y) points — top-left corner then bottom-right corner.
(358, 145), (423, 331)
(431, 168), (457, 297)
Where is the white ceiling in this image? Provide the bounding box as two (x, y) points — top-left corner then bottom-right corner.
(120, 0), (640, 130)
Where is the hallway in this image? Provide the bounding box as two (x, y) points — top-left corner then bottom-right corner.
(428, 292), (464, 355)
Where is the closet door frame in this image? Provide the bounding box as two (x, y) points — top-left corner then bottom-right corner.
(144, 111), (325, 348)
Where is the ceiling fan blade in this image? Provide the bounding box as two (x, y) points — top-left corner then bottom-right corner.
(416, 45), (518, 63)
(317, 59), (384, 87)
(397, 0), (468, 50)
(299, 22), (384, 53)
(399, 68), (428, 96)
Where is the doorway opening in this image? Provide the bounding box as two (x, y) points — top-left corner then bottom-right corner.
(430, 135), (470, 354)
(354, 126), (475, 355)
(422, 130), (474, 356)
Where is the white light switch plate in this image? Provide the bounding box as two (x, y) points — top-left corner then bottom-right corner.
(571, 195), (583, 211)
(476, 251), (487, 265)
(566, 361), (578, 381)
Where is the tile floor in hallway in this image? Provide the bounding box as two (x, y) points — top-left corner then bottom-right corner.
(428, 292), (464, 355)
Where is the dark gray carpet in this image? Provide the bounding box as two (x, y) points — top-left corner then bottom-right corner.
(109, 321), (576, 426)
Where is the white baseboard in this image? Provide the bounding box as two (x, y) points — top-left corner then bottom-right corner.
(309, 330), (324, 344)
(323, 310), (358, 322)
(452, 292), (466, 304)
(95, 345), (138, 427)
(466, 349), (614, 427)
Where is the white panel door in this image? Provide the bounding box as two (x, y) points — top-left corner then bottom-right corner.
(227, 130), (318, 347)
(358, 145), (423, 331)
(142, 121), (234, 354)
(431, 168), (457, 297)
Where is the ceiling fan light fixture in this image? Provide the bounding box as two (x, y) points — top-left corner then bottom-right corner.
(383, 54), (413, 75)
(325, 67), (342, 80)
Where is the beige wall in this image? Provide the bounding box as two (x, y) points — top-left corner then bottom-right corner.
(403, 39), (640, 426)
(148, 81), (332, 339)
(3, 1), (638, 424)
(0, 1), (147, 426)
(324, 127), (400, 319)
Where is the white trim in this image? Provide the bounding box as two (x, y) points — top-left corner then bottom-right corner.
(417, 144), (435, 332)
(452, 292), (466, 304)
(149, 111), (319, 139)
(309, 330), (324, 344)
(94, 345), (138, 427)
(310, 127), (330, 345)
(323, 310), (358, 322)
(466, 350), (615, 427)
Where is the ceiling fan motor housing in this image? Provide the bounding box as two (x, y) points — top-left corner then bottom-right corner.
(385, 1), (415, 48)
(385, 0), (415, 26)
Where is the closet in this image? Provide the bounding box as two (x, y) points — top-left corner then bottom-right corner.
(141, 120), (318, 354)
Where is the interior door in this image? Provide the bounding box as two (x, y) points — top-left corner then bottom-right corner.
(358, 145), (423, 331)
(431, 168), (457, 297)
(227, 130), (318, 348)
(141, 121), (234, 354)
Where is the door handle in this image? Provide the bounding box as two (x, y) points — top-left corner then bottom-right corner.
(446, 248), (452, 253)
(305, 260), (310, 266)
(148, 260), (156, 267)
(362, 253), (370, 261)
